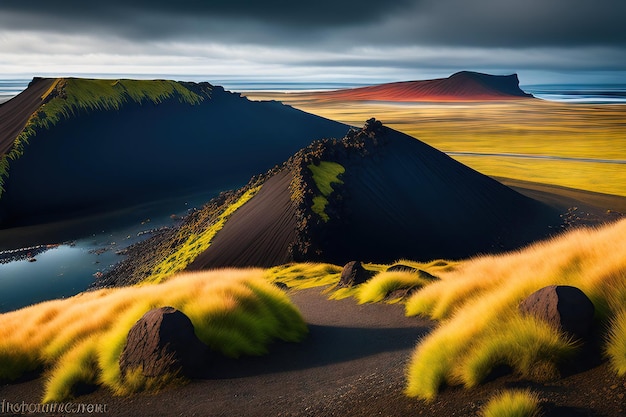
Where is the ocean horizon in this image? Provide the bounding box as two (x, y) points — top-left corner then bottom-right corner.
(2, 78), (626, 104)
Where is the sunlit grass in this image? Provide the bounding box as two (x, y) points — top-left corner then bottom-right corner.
(308, 161), (345, 222)
(265, 262), (342, 289)
(245, 94), (626, 196)
(145, 186), (261, 283)
(605, 280), (626, 376)
(356, 270), (433, 304)
(0, 269), (306, 402)
(481, 389), (541, 417)
(404, 218), (626, 400)
(460, 315), (577, 387)
(606, 309), (626, 376)
(453, 156), (626, 197)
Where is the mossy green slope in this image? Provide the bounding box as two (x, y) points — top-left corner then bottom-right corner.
(309, 161), (345, 222)
(0, 78), (210, 198)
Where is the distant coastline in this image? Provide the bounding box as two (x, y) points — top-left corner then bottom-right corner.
(2, 78), (626, 104)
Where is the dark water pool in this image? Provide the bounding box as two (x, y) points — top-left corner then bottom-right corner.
(0, 189), (224, 312)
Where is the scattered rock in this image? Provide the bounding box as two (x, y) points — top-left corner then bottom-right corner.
(519, 285), (595, 340)
(119, 306), (210, 378)
(338, 261), (375, 287)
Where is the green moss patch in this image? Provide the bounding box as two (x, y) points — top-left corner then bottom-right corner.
(307, 161), (345, 222)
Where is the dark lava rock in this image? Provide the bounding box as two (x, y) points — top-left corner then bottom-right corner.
(519, 285), (595, 340)
(338, 261), (375, 287)
(119, 306), (210, 378)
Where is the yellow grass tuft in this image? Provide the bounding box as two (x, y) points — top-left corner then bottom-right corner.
(0, 269), (307, 402)
(265, 262), (342, 289)
(405, 218), (626, 400)
(606, 308), (626, 376)
(481, 389), (541, 417)
(356, 270), (432, 304)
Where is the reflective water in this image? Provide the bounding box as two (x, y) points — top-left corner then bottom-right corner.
(0, 190), (220, 312)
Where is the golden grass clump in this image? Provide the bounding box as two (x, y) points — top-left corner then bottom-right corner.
(265, 262), (342, 289)
(481, 389), (541, 417)
(0, 269), (307, 402)
(405, 218), (626, 400)
(356, 270), (433, 304)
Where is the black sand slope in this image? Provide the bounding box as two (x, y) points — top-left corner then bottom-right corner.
(104, 119), (561, 285)
(188, 170), (298, 269)
(0, 79), (348, 228)
(192, 119), (559, 268)
(0, 78), (56, 155)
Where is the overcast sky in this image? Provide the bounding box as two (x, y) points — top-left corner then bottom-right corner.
(1, 0), (625, 85)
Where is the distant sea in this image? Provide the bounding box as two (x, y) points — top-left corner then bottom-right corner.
(2, 78), (626, 104)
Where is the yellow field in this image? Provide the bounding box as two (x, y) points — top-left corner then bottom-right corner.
(246, 93), (626, 196)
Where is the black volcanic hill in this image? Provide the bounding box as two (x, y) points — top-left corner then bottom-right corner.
(100, 119), (561, 287)
(0, 78), (348, 228)
(311, 71), (534, 101)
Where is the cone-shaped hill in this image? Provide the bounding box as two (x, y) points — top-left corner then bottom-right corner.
(310, 71), (534, 102)
(100, 119), (561, 287)
(0, 78), (348, 228)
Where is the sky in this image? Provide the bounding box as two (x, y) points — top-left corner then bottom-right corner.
(0, 0), (625, 86)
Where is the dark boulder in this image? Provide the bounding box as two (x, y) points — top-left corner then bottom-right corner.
(338, 261), (374, 287)
(519, 285), (595, 340)
(119, 306), (210, 378)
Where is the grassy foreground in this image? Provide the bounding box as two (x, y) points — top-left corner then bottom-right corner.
(2, 219), (626, 406)
(402, 218), (626, 400)
(264, 218), (626, 401)
(0, 269), (306, 402)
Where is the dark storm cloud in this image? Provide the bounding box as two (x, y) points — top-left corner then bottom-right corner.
(1, 0), (625, 79)
(1, 0), (625, 48)
(394, 0), (626, 48)
(0, 0), (415, 34)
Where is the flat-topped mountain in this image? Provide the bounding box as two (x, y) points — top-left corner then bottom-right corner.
(100, 119), (561, 287)
(310, 71), (534, 102)
(0, 78), (348, 228)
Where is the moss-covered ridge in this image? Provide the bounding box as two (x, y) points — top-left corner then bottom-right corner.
(0, 78), (211, 197)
